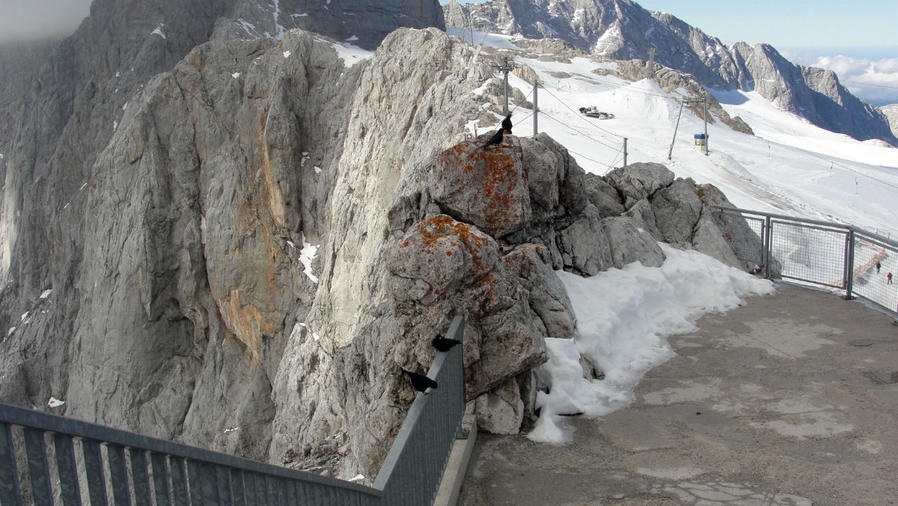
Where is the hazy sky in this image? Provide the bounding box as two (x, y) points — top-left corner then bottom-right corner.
(0, 0), (92, 43)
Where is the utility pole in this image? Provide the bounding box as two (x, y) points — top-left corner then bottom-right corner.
(623, 137), (628, 166)
(702, 92), (709, 156)
(533, 81), (539, 136)
(647, 48), (656, 79)
(497, 56), (513, 115)
(668, 101), (685, 160)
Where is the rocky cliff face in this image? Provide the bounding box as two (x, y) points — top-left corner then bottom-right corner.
(880, 104), (898, 136)
(0, 0), (441, 477)
(1, 0), (764, 480)
(213, 0), (444, 49)
(443, 0), (897, 146)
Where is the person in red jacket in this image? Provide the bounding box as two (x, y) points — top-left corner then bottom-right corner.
(888, 272), (893, 284)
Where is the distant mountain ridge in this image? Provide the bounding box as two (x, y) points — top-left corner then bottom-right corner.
(881, 104), (898, 136)
(443, 0), (897, 146)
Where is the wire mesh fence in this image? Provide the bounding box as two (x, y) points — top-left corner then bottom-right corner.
(717, 207), (898, 317)
(740, 214), (767, 268)
(770, 219), (849, 289)
(852, 232), (898, 313)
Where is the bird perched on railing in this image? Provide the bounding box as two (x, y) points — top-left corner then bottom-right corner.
(403, 370), (438, 394)
(432, 334), (461, 352)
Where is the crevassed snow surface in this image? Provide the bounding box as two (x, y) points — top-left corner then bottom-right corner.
(528, 245), (774, 443)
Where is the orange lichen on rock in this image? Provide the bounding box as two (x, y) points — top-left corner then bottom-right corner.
(220, 289), (277, 361)
(432, 141), (530, 237)
(417, 215), (491, 272)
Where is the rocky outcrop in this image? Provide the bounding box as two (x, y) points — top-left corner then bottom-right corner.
(214, 0), (445, 50)
(443, 0), (897, 145)
(879, 104), (898, 137)
(384, 129), (767, 438)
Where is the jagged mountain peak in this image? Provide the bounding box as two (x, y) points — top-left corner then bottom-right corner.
(443, 0), (897, 146)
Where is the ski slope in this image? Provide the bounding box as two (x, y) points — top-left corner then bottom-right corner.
(471, 51), (898, 237)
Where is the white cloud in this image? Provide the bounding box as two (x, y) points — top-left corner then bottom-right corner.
(811, 55), (898, 106)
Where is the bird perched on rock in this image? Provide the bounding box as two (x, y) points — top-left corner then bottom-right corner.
(403, 370), (438, 393)
(501, 113), (512, 134)
(482, 128), (504, 148)
(432, 334), (461, 352)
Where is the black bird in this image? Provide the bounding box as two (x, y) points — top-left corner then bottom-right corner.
(482, 128), (504, 148)
(501, 113), (512, 134)
(432, 334), (461, 352)
(403, 370), (438, 393)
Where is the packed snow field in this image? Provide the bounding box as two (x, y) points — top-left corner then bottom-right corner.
(530, 246), (774, 443)
(451, 30), (898, 441)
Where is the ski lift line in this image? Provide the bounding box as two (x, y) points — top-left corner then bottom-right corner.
(808, 151), (898, 190)
(540, 111), (621, 151)
(515, 111), (534, 124)
(509, 85), (535, 115)
(538, 86), (625, 140)
(539, 108), (621, 148)
(765, 138), (898, 190)
(540, 112), (619, 151)
(606, 146), (624, 172)
(565, 146), (616, 167)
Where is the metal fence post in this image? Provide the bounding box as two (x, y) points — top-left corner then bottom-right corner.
(844, 229), (855, 300)
(764, 216), (772, 279)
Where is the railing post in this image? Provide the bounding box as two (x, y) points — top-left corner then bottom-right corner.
(0, 423), (22, 506)
(764, 215), (772, 279)
(844, 229), (855, 300)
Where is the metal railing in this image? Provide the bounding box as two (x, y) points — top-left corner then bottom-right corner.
(717, 207), (898, 316)
(0, 315), (466, 505)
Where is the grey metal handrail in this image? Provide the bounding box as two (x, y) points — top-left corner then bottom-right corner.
(716, 206), (898, 316)
(0, 314), (466, 505)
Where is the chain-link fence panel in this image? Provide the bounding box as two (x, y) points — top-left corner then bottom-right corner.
(852, 232), (898, 313)
(769, 219), (849, 289)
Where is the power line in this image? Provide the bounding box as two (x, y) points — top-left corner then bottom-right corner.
(538, 86), (625, 140)
(805, 150), (898, 190)
(606, 146), (624, 173)
(515, 110), (534, 124)
(540, 111), (621, 151)
(510, 83), (534, 115)
(564, 147), (616, 167)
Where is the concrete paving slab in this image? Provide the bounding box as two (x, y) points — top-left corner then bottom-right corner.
(460, 284), (898, 505)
